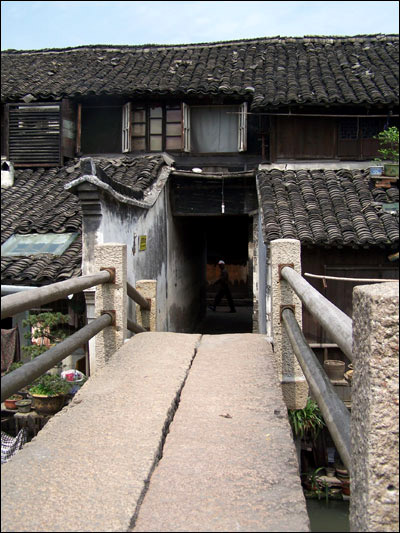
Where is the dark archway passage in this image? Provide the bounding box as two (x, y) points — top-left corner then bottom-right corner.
(169, 172), (257, 334)
(192, 215), (253, 334)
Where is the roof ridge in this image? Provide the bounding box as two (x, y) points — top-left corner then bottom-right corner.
(2, 33), (398, 54)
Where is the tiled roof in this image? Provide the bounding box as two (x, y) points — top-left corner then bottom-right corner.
(1, 155), (167, 285)
(79, 154), (166, 200)
(257, 169), (399, 247)
(2, 35), (398, 108)
(1, 165), (82, 285)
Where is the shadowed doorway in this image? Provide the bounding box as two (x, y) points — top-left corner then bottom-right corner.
(194, 215), (253, 334)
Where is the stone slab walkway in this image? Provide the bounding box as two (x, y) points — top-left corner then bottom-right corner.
(1, 332), (309, 532)
(132, 333), (309, 532)
(1, 332), (200, 532)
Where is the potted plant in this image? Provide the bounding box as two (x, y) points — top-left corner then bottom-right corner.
(22, 311), (70, 375)
(22, 311), (70, 359)
(374, 126), (399, 177)
(302, 466), (325, 491)
(301, 467), (331, 501)
(28, 373), (72, 415)
(288, 397), (325, 475)
(4, 393), (23, 410)
(15, 399), (32, 413)
(288, 397), (325, 442)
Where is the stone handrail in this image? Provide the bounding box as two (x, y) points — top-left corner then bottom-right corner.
(281, 265), (353, 360)
(1, 270), (113, 320)
(271, 239), (399, 532)
(1, 244), (157, 387)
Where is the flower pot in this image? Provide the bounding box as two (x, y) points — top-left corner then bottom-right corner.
(341, 481), (350, 496)
(15, 399), (32, 413)
(324, 359), (346, 381)
(326, 467), (336, 478)
(369, 165), (384, 176)
(61, 370), (86, 395)
(383, 163), (399, 177)
(30, 394), (66, 415)
(4, 394), (23, 410)
(344, 369), (353, 383)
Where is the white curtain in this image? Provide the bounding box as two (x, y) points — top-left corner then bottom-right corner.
(190, 106), (238, 152)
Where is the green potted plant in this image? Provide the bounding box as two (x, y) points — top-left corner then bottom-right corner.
(301, 467), (330, 501)
(374, 126), (399, 177)
(288, 397), (325, 442)
(4, 393), (23, 410)
(28, 373), (72, 415)
(288, 397), (325, 478)
(22, 311), (70, 360)
(15, 399), (32, 413)
(22, 311), (70, 376)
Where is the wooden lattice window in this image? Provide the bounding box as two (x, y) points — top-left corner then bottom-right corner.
(131, 104), (182, 152)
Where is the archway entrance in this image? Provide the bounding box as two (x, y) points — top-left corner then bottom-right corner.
(198, 214), (253, 334)
(169, 171), (257, 334)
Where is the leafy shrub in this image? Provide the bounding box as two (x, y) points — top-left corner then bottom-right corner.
(22, 311), (70, 359)
(375, 126), (399, 162)
(288, 397), (325, 441)
(29, 373), (72, 397)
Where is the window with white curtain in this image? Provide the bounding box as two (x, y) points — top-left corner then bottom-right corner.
(183, 103), (247, 153)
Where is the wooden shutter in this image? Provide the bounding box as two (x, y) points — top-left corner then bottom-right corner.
(122, 102), (131, 153)
(182, 103), (190, 152)
(61, 99), (76, 159)
(8, 103), (61, 166)
(238, 102), (247, 152)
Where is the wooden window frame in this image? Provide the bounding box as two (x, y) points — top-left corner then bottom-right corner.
(337, 117), (383, 160)
(182, 103), (247, 154)
(131, 103), (182, 153)
(122, 102), (131, 153)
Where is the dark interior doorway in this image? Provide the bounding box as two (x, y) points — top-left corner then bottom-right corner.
(193, 215), (253, 334)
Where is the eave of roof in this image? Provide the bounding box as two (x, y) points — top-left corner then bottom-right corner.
(1, 165), (82, 285)
(2, 34), (398, 107)
(1, 154), (168, 285)
(256, 168), (399, 247)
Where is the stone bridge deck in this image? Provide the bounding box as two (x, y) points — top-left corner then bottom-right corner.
(1, 332), (309, 532)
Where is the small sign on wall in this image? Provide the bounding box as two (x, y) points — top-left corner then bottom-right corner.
(139, 235), (147, 251)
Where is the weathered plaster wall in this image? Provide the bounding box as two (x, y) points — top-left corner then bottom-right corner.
(79, 179), (204, 336)
(97, 188), (168, 332)
(165, 181), (206, 333)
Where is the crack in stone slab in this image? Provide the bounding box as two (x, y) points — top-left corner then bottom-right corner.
(127, 336), (202, 531)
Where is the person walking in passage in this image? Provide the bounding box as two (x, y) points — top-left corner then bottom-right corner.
(209, 260), (236, 313)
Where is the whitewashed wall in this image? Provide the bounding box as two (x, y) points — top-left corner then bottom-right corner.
(79, 179), (204, 337)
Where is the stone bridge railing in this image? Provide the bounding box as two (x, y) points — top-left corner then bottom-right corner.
(271, 238), (399, 532)
(1, 243), (156, 398)
(92, 243), (156, 372)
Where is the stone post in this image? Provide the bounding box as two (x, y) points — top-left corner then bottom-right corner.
(94, 243), (127, 372)
(270, 239), (308, 409)
(350, 282), (399, 532)
(135, 280), (157, 332)
(83, 288), (95, 375)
